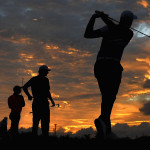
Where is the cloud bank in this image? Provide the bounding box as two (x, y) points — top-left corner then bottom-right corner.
(19, 122), (150, 139)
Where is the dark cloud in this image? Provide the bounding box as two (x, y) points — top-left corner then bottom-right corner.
(73, 127), (95, 138)
(139, 101), (150, 115)
(112, 122), (150, 139)
(0, 0), (148, 49)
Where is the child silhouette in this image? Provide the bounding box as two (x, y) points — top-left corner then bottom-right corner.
(8, 86), (25, 136)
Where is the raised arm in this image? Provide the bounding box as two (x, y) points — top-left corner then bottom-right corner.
(84, 13), (102, 38)
(84, 11), (115, 38)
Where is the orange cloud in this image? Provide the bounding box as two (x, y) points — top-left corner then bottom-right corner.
(20, 53), (34, 62)
(137, 0), (149, 8)
(111, 103), (141, 125)
(136, 57), (150, 79)
(136, 57), (150, 65)
(129, 89), (150, 95)
(0, 36), (32, 44)
(45, 44), (59, 50)
(63, 125), (92, 133)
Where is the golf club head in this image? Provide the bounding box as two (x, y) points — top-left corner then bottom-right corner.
(56, 104), (59, 107)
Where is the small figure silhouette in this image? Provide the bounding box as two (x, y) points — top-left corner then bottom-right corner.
(8, 86), (25, 136)
(23, 65), (55, 137)
(0, 117), (8, 137)
(84, 10), (137, 139)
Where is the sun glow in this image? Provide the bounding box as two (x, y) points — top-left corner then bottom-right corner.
(135, 23), (150, 38)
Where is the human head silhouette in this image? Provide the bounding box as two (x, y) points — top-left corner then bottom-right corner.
(38, 65), (51, 77)
(119, 10), (137, 28)
(13, 86), (21, 95)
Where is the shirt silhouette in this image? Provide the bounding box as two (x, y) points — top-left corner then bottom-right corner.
(97, 25), (133, 61)
(25, 75), (51, 100)
(84, 10), (136, 139)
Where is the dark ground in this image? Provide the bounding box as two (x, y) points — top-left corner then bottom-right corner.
(0, 132), (150, 148)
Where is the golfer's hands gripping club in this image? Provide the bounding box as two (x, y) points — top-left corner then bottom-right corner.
(94, 10), (109, 18)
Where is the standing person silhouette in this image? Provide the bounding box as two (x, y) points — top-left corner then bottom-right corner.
(84, 10), (137, 139)
(23, 65), (55, 137)
(8, 86), (25, 136)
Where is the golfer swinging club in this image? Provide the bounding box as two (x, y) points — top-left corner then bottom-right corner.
(84, 10), (137, 139)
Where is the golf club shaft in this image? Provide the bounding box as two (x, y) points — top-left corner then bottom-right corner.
(95, 11), (150, 38)
(108, 16), (150, 38)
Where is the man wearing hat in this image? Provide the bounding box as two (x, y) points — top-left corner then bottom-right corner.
(23, 65), (55, 137)
(84, 10), (137, 139)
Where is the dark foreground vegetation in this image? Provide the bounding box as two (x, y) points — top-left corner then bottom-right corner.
(0, 132), (150, 148)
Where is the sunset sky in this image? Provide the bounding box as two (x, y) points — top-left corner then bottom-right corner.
(0, 0), (150, 136)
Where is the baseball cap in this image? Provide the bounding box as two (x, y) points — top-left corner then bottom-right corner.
(121, 10), (137, 20)
(39, 65), (51, 71)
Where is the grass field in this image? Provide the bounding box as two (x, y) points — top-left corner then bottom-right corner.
(0, 132), (150, 148)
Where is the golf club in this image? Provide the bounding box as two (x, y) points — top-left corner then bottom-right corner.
(95, 10), (150, 38)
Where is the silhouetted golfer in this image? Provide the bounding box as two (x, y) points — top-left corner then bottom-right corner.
(23, 65), (55, 137)
(84, 10), (137, 139)
(8, 86), (25, 136)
